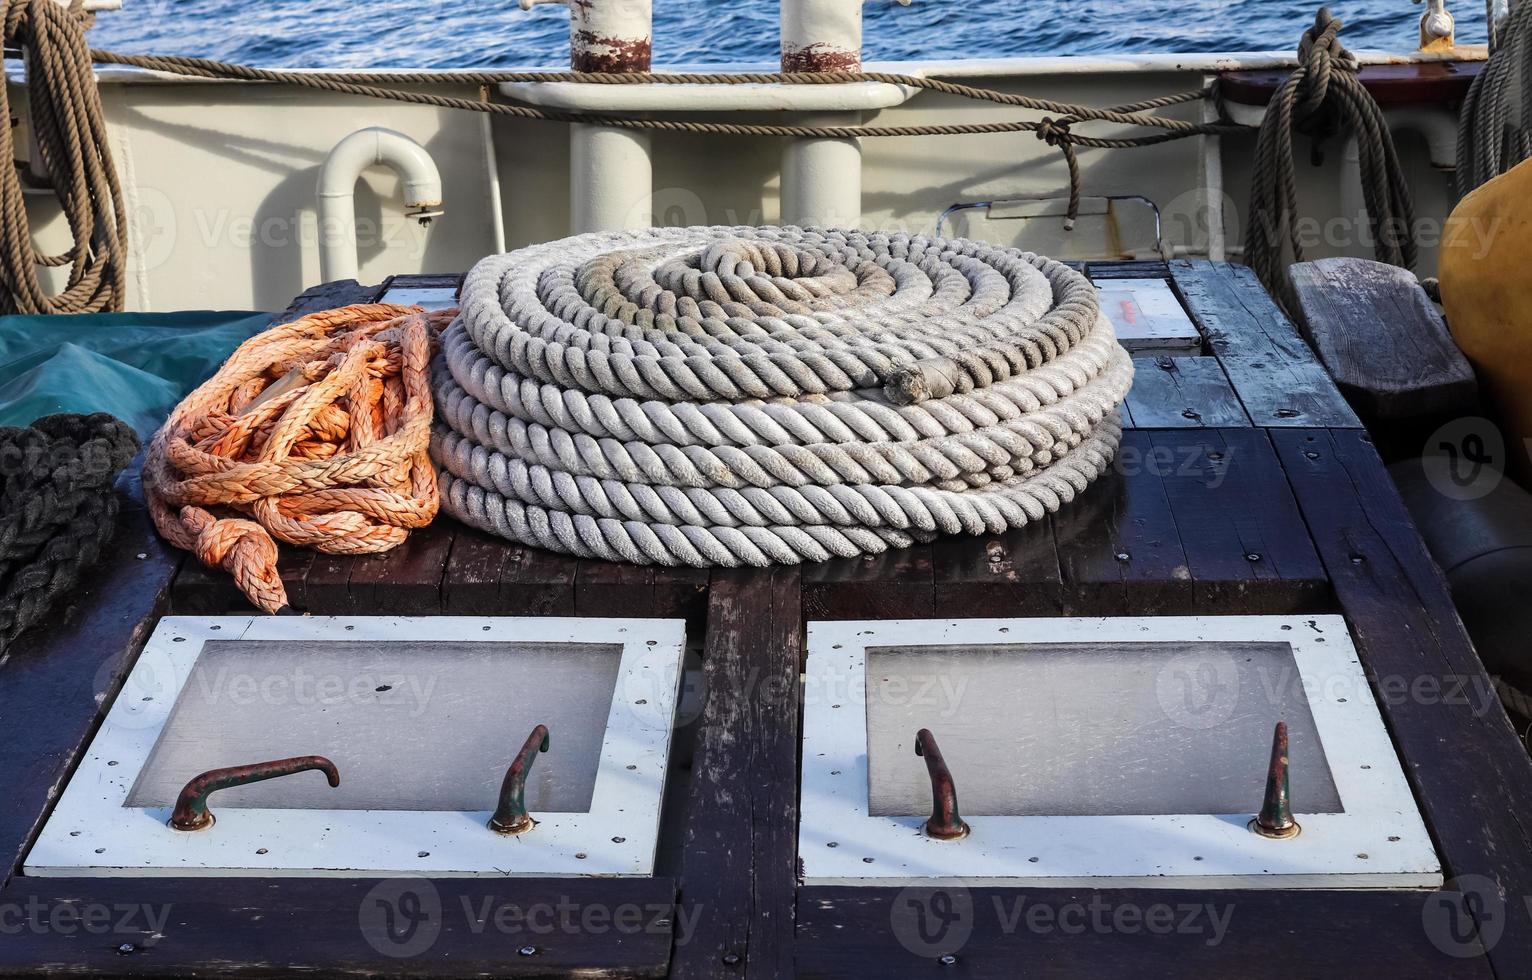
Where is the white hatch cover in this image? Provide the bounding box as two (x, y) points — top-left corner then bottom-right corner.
(1095, 278), (1202, 353)
(799, 616), (1441, 888)
(26, 616), (685, 877)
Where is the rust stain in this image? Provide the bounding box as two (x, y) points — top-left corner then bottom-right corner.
(572, 32), (652, 73)
(781, 43), (861, 74)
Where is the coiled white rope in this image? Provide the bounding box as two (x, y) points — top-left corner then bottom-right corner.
(432, 226), (1133, 567)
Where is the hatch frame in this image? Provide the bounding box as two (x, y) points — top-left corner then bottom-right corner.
(25, 615), (686, 878)
(799, 615), (1442, 888)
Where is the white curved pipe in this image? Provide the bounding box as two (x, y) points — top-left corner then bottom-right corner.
(317, 127), (443, 282)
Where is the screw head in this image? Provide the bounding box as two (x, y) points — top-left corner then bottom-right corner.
(1114, 552), (1131, 562)
(1245, 553), (1262, 562)
(721, 951), (742, 966)
(518, 945), (538, 957)
(939, 953), (959, 965)
(117, 944), (136, 956)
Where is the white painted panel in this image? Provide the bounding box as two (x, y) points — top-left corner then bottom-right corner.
(26, 616), (685, 878)
(1096, 278), (1201, 352)
(378, 285), (459, 310)
(801, 616), (1441, 888)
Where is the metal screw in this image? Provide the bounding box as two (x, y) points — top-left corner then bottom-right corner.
(1245, 553), (1262, 562)
(1181, 409), (1200, 420)
(1114, 552), (1131, 562)
(1274, 408), (1300, 418)
(1305, 450), (1320, 459)
(939, 953), (958, 966)
(117, 943), (136, 956)
(518, 945), (538, 957)
(721, 951), (742, 967)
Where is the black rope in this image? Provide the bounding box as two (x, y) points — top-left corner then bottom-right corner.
(0, 413), (138, 658)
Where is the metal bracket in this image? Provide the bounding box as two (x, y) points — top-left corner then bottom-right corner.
(168, 756), (340, 832)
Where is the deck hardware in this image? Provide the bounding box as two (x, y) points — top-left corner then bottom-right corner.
(168, 756), (340, 832)
(1251, 722), (1301, 838)
(489, 724), (551, 836)
(915, 729), (971, 840)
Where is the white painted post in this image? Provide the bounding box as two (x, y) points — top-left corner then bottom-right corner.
(778, 0), (908, 227)
(522, 0), (654, 233)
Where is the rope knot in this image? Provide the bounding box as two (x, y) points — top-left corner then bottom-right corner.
(1036, 117), (1072, 147)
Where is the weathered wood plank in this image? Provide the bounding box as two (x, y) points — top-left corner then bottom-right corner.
(801, 545), (935, 620)
(1287, 257), (1477, 420)
(1171, 260), (1362, 428)
(0, 876), (677, 977)
(344, 523), (454, 614)
(277, 278), (380, 320)
(932, 521), (1064, 618)
(577, 561), (656, 618)
(0, 466), (178, 887)
(673, 566), (801, 980)
(1051, 430), (1193, 615)
(797, 886), (1492, 979)
(1124, 355), (1251, 429)
(1088, 258), (1171, 280)
(1273, 427), (1532, 973)
(1148, 428), (1328, 612)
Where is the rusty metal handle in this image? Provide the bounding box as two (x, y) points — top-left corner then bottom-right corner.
(489, 724), (550, 836)
(168, 756), (340, 832)
(1251, 721), (1301, 839)
(915, 728), (970, 841)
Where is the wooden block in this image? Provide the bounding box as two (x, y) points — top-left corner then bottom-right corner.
(1272, 427), (1532, 976)
(1095, 278), (1202, 354)
(1124, 355), (1251, 428)
(797, 886), (1491, 979)
(345, 523), (454, 614)
(275, 546), (315, 614)
(1171, 260), (1362, 428)
(653, 565), (710, 630)
(276, 278), (380, 320)
(801, 545), (935, 620)
(167, 556), (247, 615)
(674, 566), (801, 980)
(1288, 257), (1477, 420)
(499, 546), (577, 615)
(932, 522), (1064, 618)
(303, 550), (359, 614)
(1051, 429), (1193, 615)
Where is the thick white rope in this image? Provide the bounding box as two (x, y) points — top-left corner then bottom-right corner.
(433, 226), (1133, 567)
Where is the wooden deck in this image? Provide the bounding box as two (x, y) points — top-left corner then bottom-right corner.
(2, 260), (1530, 978)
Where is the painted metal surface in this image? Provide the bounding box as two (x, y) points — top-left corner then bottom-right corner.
(799, 615), (1442, 888)
(25, 616), (686, 877)
(316, 128), (443, 281)
(1095, 278), (1203, 353)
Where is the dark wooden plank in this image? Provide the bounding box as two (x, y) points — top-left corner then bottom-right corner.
(1171, 260), (1362, 429)
(344, 523), (454, 614)
(0, 876), (676, 978)
(932, 521), (1064, 618)
(577, 561), (656, 618)
(1050, 429), (1193, 615)
(1124, 355), (1252, 429)
(277, 278), (379, 320)
(797, 886), (1493, 978)
(801, 545), (935, 620)
(653, 565), (711, 631)
(1148, 428), (1328, 612)
(302, 550), (360, 614)
(440, 525), (515, 614)
(1088, 259), (1171, 280)
(0, 464), (178, 887)
(499, 546), (578, 616)
(275, 546), (316, 614)
(674, 566), (801, 980)
(1220, 59), (1483, 109)
(166, 556), (247, 615)
(1287, 257), (1477, 420)
(440, 530), (581, 617)
(1273, 427), (1532, 974)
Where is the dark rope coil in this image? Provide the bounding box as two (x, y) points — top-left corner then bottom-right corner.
(0, 413), (138, 658)
(1246, 8), (1417, 305)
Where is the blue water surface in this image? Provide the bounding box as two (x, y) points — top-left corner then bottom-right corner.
(90, 0), (1486, 69)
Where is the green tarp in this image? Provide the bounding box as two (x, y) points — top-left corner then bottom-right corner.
(0, 310), (270, 438)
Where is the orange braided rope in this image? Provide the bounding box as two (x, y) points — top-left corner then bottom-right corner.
(145, 304), (454, 613)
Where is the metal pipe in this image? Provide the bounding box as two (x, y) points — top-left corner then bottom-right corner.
(521, 0), (654, 233)
(169, 756), (340, 832)
(915, 728), (970, 840)
(1417, 0), (1457, 50)
(317, 127), (443, 282)
(778, 0), (910, 227)
(489, 724), (551, 836)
